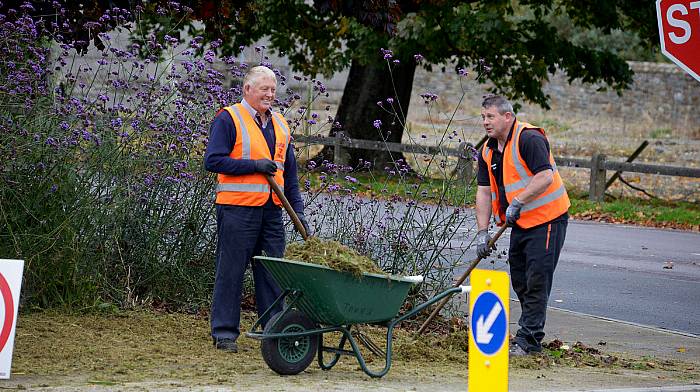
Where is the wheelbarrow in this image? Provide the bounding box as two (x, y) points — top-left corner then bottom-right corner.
(246, 255), (471, 378)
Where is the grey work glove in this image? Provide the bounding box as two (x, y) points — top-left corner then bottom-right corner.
(505, 198), (525, 226)
(254, 159), (277, 175)
(296, 212), (311, 236)
(476, 229), (496, 259)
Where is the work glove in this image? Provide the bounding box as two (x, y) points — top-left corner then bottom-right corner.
(296, 212), (312, 236)
(476, 229), (496, 259)
(505, 198), (524, 226)
(254, 159), (277, 175)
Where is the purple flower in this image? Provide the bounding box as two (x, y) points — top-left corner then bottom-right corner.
(458, 68), (468, 76)
(419, 92), (439, 103)
(414, 54), (424, 63)
(373, 119), (382, 129)
(344, 176), (358, 184)
(386, 97), (394, 104)
(380, 48), (393, 60)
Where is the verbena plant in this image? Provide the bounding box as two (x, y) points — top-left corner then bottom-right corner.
(1, 4), (233, 310)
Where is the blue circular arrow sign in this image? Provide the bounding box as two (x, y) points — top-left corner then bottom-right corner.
(471, 291), (507, 355)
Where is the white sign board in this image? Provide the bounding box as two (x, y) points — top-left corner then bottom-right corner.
(0, 259), (24, 379)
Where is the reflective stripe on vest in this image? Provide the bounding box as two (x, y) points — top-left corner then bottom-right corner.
(271, 112), (290, 171)
(216, 183), (269, 193)
(482, 145), (505, 225)
(503, 122), (561, 194)
(231, 105), (252, 159)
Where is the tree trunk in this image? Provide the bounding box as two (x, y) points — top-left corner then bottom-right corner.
(317, 58), (417, 170)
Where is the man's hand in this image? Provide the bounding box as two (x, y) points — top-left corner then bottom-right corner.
(476, 229), (496, 259)
(296, 212), (311, 236)
(254, 159), (277, 175)
(505, 198), (524, 226)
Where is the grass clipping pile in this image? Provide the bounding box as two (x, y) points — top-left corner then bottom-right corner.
(285, 237), (383, 277)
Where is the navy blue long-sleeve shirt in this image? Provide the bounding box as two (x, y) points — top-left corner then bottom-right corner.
(204, 108), (305, 214)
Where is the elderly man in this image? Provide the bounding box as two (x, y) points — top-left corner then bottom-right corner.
(204, 66), (309, 352)
(474, 95), (569, 356)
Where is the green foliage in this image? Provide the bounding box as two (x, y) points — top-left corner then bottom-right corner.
(649, 128), (673, 139)
(569, 198), (700, 227)
(125, 0), (658, 109)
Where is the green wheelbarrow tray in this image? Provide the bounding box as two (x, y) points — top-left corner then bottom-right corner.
(246, 256), (471, 378)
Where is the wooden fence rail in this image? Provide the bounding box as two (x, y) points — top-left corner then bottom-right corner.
(294, 134), (700, 201)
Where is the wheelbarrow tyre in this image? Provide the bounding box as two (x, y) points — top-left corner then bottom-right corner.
(261, 309), (318, 375)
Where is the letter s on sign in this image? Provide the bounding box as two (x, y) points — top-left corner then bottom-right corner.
(667, 4), (691, 44)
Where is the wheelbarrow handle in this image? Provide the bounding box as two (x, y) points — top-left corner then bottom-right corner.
(416, 224), (509, 335)
(266, 174), (309, 240)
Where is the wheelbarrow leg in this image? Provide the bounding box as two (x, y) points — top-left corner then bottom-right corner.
(343, 325), (395, 378)
(318, 332), (348, 370)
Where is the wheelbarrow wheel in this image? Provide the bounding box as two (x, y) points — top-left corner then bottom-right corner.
(261, 309), (318, 375)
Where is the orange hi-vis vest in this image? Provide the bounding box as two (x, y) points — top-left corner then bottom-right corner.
(215, 103), (292, 206)
(481, 120), (570, 229)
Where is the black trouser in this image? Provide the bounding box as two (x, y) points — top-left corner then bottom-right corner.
(210, 204), (285, 342)
(509, 218), (567, 352)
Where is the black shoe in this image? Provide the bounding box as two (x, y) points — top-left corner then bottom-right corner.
(214, 338), (238, 353)
(509, 343), (529, 357)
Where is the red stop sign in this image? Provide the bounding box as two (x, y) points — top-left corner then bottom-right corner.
(657, 0), (700, 82)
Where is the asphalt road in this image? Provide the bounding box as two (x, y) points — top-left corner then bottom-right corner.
(306, 195), (700, 335)
(464, 221), (700, 336)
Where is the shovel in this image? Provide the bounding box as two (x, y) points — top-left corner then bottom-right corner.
(265, 174), (309, 240)
(416, 224), (509, 334)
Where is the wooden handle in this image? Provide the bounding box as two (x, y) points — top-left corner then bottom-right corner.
(416, 224), (509, 335)
(266, 175), (308, 240)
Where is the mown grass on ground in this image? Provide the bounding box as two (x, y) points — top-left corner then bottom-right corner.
(11, 310), (700, 388)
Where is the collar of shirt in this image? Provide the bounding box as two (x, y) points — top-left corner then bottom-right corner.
(241, 98), (272, 128)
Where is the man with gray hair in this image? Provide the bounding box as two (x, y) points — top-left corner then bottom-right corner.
(474, 95), (570, 356)
(204, 65), (309, 352)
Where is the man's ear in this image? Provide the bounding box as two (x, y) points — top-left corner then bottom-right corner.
(504, 111), (514, 120)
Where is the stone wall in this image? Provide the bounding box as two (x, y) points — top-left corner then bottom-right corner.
(407, 61), (700, 140)
(63, 29), (700, 140)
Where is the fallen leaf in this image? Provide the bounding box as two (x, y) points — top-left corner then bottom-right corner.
(663, 261), (674, 269)
(677, 347), (686, 353)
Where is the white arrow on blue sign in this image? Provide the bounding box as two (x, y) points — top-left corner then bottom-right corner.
(470, 291), (507, 355)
